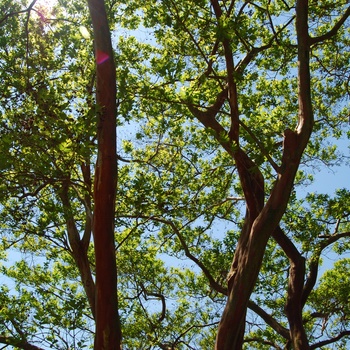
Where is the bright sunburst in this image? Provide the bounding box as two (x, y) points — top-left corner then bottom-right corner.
(32, 0), (58, 22)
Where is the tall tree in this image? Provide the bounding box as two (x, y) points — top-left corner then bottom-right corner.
(121, 0), (349, 348)
(86, 0), (121, 348)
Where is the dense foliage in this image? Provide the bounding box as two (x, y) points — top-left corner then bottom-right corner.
(0, 0), (349, 349)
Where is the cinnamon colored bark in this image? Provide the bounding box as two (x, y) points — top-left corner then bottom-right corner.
(86, 0), (121, 348)
(205, 0), (315, 348)
(273, 227), (309, 349)
(283, 0), (313, 348)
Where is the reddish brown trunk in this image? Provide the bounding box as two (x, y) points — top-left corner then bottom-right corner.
(273, 227), (310, 349)
(285, 258), (309, 350)
(214, 0), (314, 347)
(282, 1), (312, 348)
(215, 164), (300, 349)
(86, 0), (121, 348)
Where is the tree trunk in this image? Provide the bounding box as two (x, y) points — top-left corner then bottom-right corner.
(59, 183), (96, 318)
(86, 0), (122, 348)
(214, 0), (314, 347)
(273, 227), (310, 349)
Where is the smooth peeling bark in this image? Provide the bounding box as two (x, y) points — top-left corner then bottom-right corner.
(86, 0), (121, 348)
(283, 0), (313, 348)
(214, 109), (314, 350)
(215, 164), (300, 349)
(273, 227), (309, 349)
(215, 116), (311, 350)
(214, 0), (315, 347)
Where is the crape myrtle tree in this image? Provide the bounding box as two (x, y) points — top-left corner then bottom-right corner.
(0, 0), (349, 349)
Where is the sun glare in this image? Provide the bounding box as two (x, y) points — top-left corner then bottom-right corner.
(32, 0), (58, 21)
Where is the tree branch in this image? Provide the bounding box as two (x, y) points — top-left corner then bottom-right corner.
(0, 0), (37, 25)
(310, 6), (350, 45)
(310, 330), (350, 349)
(273, 226), (308, 348)
(169, 0), (223, 85)
(302, 230), (350, 304)
(59, 182), (96, 319)
(0, 336), (45, 350)
(248, 300), (290, 340)
(239, 118), (280, 172)
(125, 215), (228, 296)
(173, 321), (220, 347)
(140, 284), (167, 323)
(295, 0), (314, 138)
(235, 15), (295, 75)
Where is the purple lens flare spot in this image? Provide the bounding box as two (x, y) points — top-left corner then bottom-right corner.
(96, 51), (109, 64)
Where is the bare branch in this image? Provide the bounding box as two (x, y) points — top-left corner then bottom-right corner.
(141, 284), (167, 323)
(173, 321), (219, 347)
(303, 231), (350, 305)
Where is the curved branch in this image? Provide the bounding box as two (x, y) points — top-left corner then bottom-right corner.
(127, 215), (228, 296)
(17, 182), (50, 199)
(302, 230), (350, 304)
(0, 336), (45, 350)
(310, 6), (350, 45)
(0, 0), (37, 25)
(187, 97), (236, 158)
(187, 87), (228, 124)
(310, 330), (350, 349)
(143, 290), (166, 323)
(166, 219), (228, 295)
(248, 300), (290, 340)
(318, 231), (350, 245)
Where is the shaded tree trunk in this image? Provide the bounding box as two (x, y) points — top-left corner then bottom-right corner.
(86, 0), (121, 348)
(59, 182), (96, 318)
(273, 227), (310, 349)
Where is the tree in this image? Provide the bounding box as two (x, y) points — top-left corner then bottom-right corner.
(86, 0), (122, 348)
(0, 0), (349, 349)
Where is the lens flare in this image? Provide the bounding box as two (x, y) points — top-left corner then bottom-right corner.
(96, 51), (109, 64)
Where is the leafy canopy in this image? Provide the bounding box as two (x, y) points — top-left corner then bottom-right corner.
(0, 0), (349, 349)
